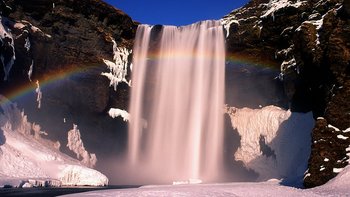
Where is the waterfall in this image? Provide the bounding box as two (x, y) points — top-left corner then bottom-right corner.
(128, 20), (225, 183)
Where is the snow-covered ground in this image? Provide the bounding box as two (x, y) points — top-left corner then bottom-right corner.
(0, 96), (108, 188)
(62, 166), (350, 196)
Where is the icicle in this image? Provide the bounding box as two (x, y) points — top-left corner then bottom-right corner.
(35, 80), (42, 109)
(28, 60), (33, 82)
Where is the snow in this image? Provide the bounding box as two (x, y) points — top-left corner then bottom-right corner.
(333, 168), (343, 173)
(67, 124), (97, 168)
(0, 95), (108, 187)
(24, 37), (31, 51)
(14, 20), (52, 38)
(101, 38), (132, 91)
(58, 165), (108, 186)
(62, 165), (350, 196)
(327, 124), (340, 132)
(225, 105), (314, 183)
(343, 127), (350, 133)
(261, 0), (307, 19)
(220, 16), (239, 37)
(281, 57), (296, 72)
(337, 134), (348, 140)
(28, 60), (33, 82)
(35, 80), (42, 109)
(0, 16), (16, 81)
(62, 170), (350, 197)
(108, 108), (129, 121)
(173, 179), (202, 185)
(324, 158), (329, 162)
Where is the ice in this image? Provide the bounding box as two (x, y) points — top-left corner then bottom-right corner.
(328, 124), (340, 132)
(67, 124), (97, 168)
(101, 38), (132, 91)
(343, 127), (350, 133)
(333, 168), (343, 173)
(35, 80), (42, 109)
(337, 134), (348, 140)
(108, 108), (129, 121)
(220, 16), (239, 37)
(225, 105), (314, 182)
(24, 37), (31, 51)
(58, 165), (108, 186)
(28, 60), (33, 82)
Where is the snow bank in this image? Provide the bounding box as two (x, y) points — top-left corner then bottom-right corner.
(63, 165), (350, 196)
(225, 105), (314, 183)
(0, 95), (108, 188)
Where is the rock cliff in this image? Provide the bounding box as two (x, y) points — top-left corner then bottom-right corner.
(223, 0), (349, 187)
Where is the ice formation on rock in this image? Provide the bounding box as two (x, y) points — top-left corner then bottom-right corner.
(0, 95), (108, 187)
(108, 108), (129, 122)
(101, 38), (132, 91)
(35, 80), (42, 109)
(67, 124), (97, 168)
(225, 105), (314, 182)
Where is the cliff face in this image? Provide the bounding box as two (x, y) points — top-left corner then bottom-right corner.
(0, 0), (136, 182)
(1, 0), (135, 112)
(223, 0), (349, 187)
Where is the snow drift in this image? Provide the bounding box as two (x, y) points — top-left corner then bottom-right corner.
(0, 95), (108, 187)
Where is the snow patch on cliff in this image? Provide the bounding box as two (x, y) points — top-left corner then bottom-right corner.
(261, 0), (307, 19)
(28, 60), (33, 82)
(220, 16), (239, 37)
(225, 105), (314, 183)
(108, 108), (129, 122)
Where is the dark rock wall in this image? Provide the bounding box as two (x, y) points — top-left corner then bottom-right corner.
(0, 0), (137, 183)
(224, 0), (349, 187)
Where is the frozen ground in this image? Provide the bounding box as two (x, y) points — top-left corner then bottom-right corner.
(62, 165), (350, 196)
(0, 95), (108, 187)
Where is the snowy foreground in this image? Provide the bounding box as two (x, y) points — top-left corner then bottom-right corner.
(0, 96), (108, 188)
(63, 166), (350, 196)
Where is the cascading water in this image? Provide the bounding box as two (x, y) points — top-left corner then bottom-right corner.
(128, 20), (225, 183)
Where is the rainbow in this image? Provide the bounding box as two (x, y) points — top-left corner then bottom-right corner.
(226, 52), (280, 70)
(0, 53), (279, 107)
(0, 65), (99, 106)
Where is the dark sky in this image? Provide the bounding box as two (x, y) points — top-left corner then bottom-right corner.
(104, 0), (250, 26)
